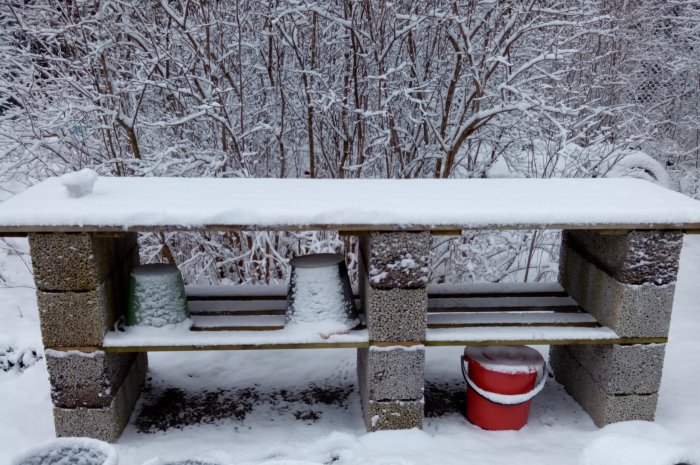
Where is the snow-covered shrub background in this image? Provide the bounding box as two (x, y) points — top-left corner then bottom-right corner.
(0, 0), (699, 285)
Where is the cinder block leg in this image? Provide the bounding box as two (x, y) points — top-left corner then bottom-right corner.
(359, 231), (430, 343)
(358, 232), (430, 431)
(559, 230), (681, 338)
(53, 352), (148, 442)
(550, 345), (658, 426)
(29, 232), (139, 347)
(46, 350), (140, 408)
(358, 346), (425, 431)
(30, 233), (144, 442)
(556, 229), (681, 426)
(362, 399), (425, 431)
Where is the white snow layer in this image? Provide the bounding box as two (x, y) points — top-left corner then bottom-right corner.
(1, 177), (700, 229)
(579, 421), (698, 465)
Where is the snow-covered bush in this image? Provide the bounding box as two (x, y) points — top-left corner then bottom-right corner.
(0, 346), (42, 373)
(0, 0), (698, 285)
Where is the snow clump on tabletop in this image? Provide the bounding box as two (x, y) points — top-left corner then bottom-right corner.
(11, 438), (117, 465)
(60, 169), (98, 198)
(127, 264), (189, 327)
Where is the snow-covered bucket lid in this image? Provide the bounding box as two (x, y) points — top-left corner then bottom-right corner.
(11, 437), (118, 465)
(464, 345), (544, 374)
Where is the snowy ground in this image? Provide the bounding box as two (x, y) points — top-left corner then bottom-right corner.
(2, 237), (700, 465)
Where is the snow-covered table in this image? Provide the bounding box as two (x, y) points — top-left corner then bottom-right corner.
(1, 176), (699, 439)
(1, 176), (700, 232)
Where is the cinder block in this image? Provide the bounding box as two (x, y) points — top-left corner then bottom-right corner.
(549, 345), (658, 426)
(37, 278), (120, 348)
(358, 346), (424, 401)
(562, 343), (665, 395)
(563, 230), (682, 286)
(46, 350), (138, 408)
(53, 352), (147, 443)
(363, 285), (427, 342)
(362, 399), (424, 431)
(29, 232), (137, 291)
(360, 232), (430, 289)
(559, 244), (675, 337)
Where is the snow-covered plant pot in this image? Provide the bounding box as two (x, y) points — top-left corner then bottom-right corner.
(127, 264), (189, 327)
(286, 253), (359, 332)
(60, 168), (98, 198)
(11, 437), (118, 465)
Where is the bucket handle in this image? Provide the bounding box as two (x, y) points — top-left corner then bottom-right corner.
(461, 355), (547, 406)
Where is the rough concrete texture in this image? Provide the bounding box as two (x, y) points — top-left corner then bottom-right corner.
(559, 244), (675, 337)
(37, 246), (137, 348)
(559, 343), (665, 395)
(363, 399), (424, 431)
(563, 229), (682, 286)
(357, 346), (424, 401)
(29, 232), (137, 291)
(549, 345), (658, 426)
(363, 285), (427, 342)
(360, 231), (430, 289)
(53, 352), (147, 442)
(46, 350), (138, 408)
(38, 280), (115, 348)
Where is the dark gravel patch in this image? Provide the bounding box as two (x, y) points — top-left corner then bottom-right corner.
(424, 380), (465, 418)
(135, 381), (353, 433)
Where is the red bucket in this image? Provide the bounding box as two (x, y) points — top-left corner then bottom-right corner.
(462, 346), (545, 431)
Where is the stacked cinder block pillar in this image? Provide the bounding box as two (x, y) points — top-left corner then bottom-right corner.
(357, 231), (430, 431)
(29, 232), (147, 442)
(552, 229), (682, 426)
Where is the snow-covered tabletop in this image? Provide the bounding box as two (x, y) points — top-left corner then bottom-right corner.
(2, 176), (700, 232)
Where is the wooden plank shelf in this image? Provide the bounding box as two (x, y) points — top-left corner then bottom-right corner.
(90, 283), (668, 353)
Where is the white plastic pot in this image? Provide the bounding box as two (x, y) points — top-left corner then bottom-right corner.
(11, 437), (118, 465)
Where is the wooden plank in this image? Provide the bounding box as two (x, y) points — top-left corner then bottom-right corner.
(190, 309), (287, 316)
(191, 325), (285, 332)
(429, 291), (569, 299)
(427, 322), (599, 329)
(425, 337), (668, 347)
(0, 232), (28, 238)
(186, 290), (570, 301)
(188, 305), (583, 317)
(52, 335), (666, 353)
(189, 295), (286, 302)
(426, 305), (582, 313)
(190, 309), (594, 331)
(0, 222), (696, 235)
(98, 342), (371, 352)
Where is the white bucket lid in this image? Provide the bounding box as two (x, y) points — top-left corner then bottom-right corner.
(464, 345), (544, 374)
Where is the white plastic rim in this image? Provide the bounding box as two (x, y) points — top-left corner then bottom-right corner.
(463, 361), (547, 405)
(11, 437), (118, 465)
